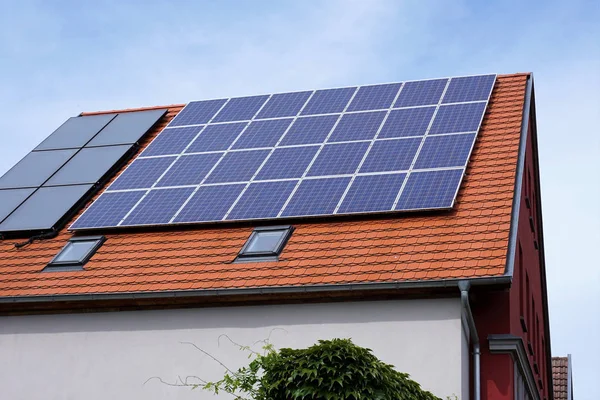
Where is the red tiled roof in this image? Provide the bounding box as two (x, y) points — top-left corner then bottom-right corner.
(552, 357), (570, 400)
(0, 74), (529, 300)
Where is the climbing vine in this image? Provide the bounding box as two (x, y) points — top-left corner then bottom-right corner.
(153, 337), (441, 400)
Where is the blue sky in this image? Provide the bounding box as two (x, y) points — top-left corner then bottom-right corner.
(1, 0), (599, 397)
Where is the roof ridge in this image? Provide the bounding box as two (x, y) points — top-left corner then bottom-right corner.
(80, 104), (185, 116)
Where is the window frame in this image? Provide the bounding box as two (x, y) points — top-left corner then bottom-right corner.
(235, 226), (294, 263)
(45, 235), (106, 270)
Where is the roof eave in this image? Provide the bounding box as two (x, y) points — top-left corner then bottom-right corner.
(0, 275), (512, 310)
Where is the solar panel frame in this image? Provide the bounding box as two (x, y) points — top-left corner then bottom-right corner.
(85, 109), (166, 147)
(121, 187), (195, 226)
(212, 95), (270, 123)
(346, 83), (402, 112)
(232, 118), (294, 149)
(70, 190), (146, 230)
(337, 173), (407, 214)
(328, 111), (387, 142)
(394, 78), (448, 108)
(279, 114), (339, 146)
(43, 145), (132, 187)
(394, 169), (464, 211)
(140, 126), (203, 157)
(255, 91), (312, 119)
(0, 188), (36, 223)
(168, 99), (228, 127)
(1, 184), (94, 232)
(441, 74), (496, 104)
(413, 133), (477, 170)
(154, 153), (223, 187)
(70, 73), (497, 230)
(184, 122), (248, 153)
(33, 114), (117, 151)
(227, 180), (298, 220)
(300, 87), (357, 115)
(173, 184), (246, 223)
(0, 149), (78, 190)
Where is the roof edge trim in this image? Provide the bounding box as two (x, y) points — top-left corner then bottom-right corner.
(80, 104), (184, 116)
(505, 73), (533, 278)
(0, 275), (511, 304)
(567, 353), (573, 400)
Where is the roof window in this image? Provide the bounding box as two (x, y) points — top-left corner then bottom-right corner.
(45, 235), (105, 270)
(235, 226), (294, 262)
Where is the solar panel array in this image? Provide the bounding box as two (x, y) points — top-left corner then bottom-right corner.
(71, 74), (496, 230)
(0, 109), (166, 234)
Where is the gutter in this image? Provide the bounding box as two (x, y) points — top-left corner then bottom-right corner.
(459, 280), (480, 400)
(0, 275), (512, 304)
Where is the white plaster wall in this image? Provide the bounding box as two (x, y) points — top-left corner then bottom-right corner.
(0, 298), (468, 400)
(462, 320), (471, 400)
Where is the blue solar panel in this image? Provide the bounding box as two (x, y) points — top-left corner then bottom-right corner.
(279, 115), (339, 146)
(227, 181), (297, 220)
(307, 142), (369, 177)
(429, 102), (486, 135)
(378, 107), (435, 138)
(72, 73), (495, 230)
(141, 127), (201, 157)
(204, 150), (270, 183)
(395, 169), (463, 210)
(328, 111), (386, 142)
(169, 99), (227, 126)
(174, 184), (245, 223)
(442, 74), (496, 104)
(185, 123), (247, 153)
(233, 118), (293, 149)
(213, 95), (269, 122)
(301, 87), (356, 115)
(155, 153), (222, 187)
(109, 157), (174, 190)
(71, 191), (145, 229)
(414, 133), (475, 169)
(122, 187), (194, 225)
(360, 138), (421, 173)
(256, 146), (319, 180)
(347, 83), (401, 112)
(256, 91), (312, 119)
(395, 79), (448, 107)
(281, 177), (351, 217)
(338, 173), (406, 213)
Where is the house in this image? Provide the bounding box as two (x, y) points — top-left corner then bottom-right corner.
(0, 73), (552, 400)
(552, 356), (574, 400)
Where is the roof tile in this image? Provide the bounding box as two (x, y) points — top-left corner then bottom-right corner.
(0, 74), (529, 299)
(552, 357), (570, 400)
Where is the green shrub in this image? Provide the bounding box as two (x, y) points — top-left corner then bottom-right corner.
(201, 338), (441, 400)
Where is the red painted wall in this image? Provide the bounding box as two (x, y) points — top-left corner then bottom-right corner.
(473, 109), (551, 400)
(509, 115), (550, 399)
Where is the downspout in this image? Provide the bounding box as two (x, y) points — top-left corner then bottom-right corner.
(459, 280), (480, 400)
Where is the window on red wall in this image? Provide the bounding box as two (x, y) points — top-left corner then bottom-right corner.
(542, 337), (546, 388)
(536, 314), (540, 366)
(532, 298), (536, 328)
(525, 164), (531, 208)
(519, 243), (527, 331)
(526, 273), (531, 340)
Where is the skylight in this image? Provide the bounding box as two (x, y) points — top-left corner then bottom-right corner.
(46, 236), (105, 270)
(236, 226), (294, 262)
